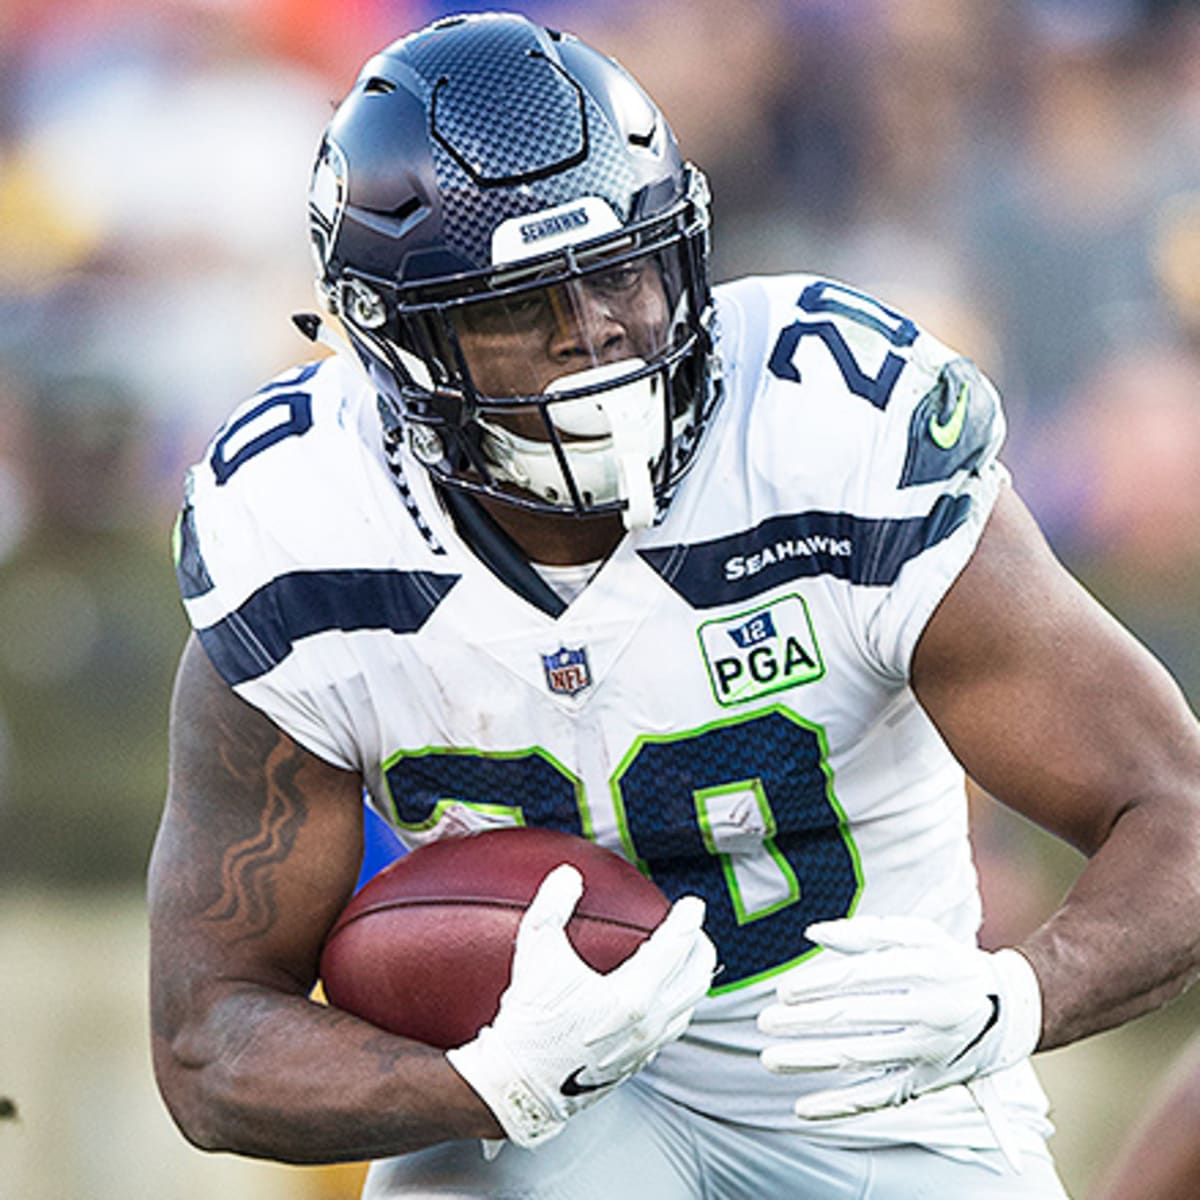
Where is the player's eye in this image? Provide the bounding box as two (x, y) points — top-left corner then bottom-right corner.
(508, 293), (549, 320)
(590, 264), (643, 295)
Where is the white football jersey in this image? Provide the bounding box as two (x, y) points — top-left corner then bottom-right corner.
(176, 274), (1051, 1154)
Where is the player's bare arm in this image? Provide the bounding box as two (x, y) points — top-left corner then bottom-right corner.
(911, 482), (1200, 1049)
(148, 635), (501, 1162)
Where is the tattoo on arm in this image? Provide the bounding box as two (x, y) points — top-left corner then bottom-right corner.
(160, 637), (362, 999)
(202, 738), (311, 941)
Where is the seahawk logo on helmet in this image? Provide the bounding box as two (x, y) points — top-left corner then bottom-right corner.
(308, 138), (347, 280)
(305, 11), (718, 530)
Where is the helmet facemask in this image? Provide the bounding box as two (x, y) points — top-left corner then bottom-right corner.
(333, 173), (715, 530)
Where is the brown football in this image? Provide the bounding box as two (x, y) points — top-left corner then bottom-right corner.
(319, 826), (671, 1049)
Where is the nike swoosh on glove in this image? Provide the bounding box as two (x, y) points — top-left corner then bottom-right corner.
(447, 863), (716, 1148)
(756, 915), (1041, 1118)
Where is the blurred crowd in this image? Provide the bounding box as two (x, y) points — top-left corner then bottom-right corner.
(1, 0), (1199, 904)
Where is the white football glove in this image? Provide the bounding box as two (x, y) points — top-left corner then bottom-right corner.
(447, 863), (716, 1148)
(757, 915), (1041, 1119)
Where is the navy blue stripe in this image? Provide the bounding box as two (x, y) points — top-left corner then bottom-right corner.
(639, 494), (972, 609)
(197, 568), (460, 685)
(175, 504), (215, 600)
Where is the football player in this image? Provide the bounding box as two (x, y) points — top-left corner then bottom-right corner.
(148, 13), (1200, 1199)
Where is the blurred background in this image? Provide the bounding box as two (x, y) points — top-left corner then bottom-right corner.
(1, 0), (1199, 1196)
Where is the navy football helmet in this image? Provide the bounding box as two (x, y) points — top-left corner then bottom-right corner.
(307, 12), (717, 528)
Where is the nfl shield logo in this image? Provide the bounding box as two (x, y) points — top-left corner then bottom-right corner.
(542, 646), (592, 697)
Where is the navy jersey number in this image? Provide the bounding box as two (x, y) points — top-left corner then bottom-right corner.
(210, 364), (321, 485)
(383, 745), (588, 840)
(612, 708), (860, 992)
(382, 707), (862, 992)
(768, 279), (918, 410)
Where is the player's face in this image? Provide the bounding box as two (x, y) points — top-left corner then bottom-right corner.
(451, 253), (671, 434)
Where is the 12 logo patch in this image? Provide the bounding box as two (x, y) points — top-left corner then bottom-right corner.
(698, 594), (824, 706)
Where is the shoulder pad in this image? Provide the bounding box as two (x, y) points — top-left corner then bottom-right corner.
(898, 356), (1003, 489)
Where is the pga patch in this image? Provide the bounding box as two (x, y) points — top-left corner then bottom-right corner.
(698, 595), (824, 706)
(542, 645), (592, 697)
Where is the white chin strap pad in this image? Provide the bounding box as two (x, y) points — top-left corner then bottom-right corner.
(545, 360), (657, 529)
